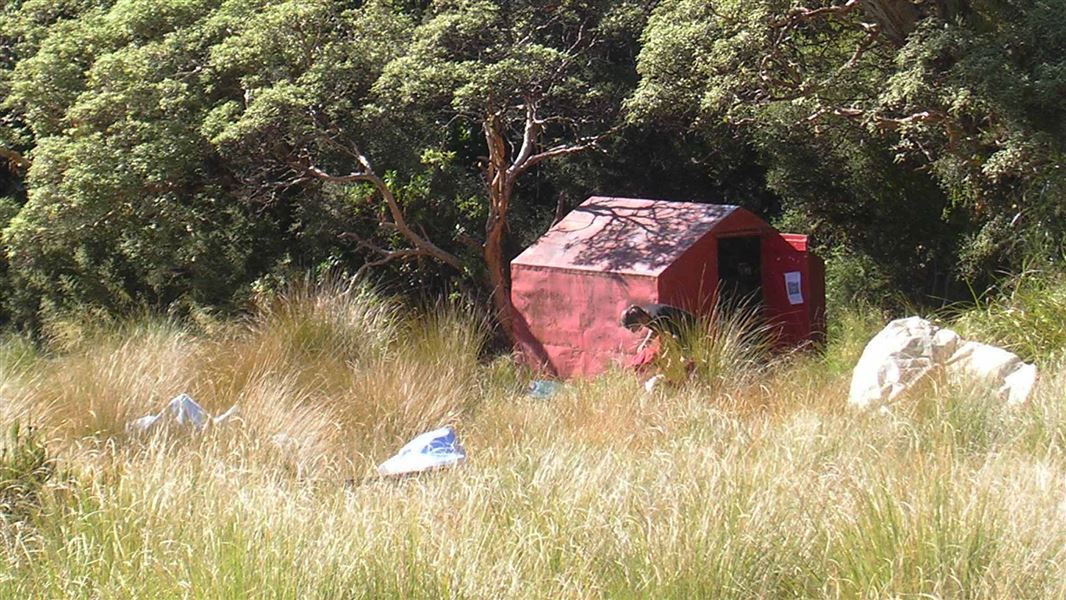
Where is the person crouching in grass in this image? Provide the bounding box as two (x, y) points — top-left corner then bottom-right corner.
(621, 303), (698, 389)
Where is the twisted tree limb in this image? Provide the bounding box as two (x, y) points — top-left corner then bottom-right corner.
(481, 99), (613, 338)
(305, 151), (462, 274)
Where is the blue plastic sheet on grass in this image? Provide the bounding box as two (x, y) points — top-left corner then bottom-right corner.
(527, 380), (563, 400)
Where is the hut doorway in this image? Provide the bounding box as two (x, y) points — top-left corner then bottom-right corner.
(717, 235), (762, 306)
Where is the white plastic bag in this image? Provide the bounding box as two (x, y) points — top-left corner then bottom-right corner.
(126, 394), (238, 434)
(377, 427), (465, 477)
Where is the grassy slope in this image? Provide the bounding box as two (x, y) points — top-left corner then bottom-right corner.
(0, 279), (1063, 599)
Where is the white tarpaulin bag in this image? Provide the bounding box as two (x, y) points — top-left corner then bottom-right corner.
(848, 316), (1038, 410)
(377, 427), (465, 477)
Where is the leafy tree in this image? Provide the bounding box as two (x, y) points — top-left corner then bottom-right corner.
(631, 0), (1066, 290)
(366, 0), (649, 336)
(209, 0), (649, 337)
(2, 0), (1058, 328)
(0, 0), (280, 323)
(200, 0), (462, 279)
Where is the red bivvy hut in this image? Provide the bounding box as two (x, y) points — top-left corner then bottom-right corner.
(511, 196), (826, 378)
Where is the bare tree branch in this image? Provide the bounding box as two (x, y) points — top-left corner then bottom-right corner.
(511, 101), (541, 171)
(773, 0), (860, 26)
(306, 157), (463, 272)
(834, 107), (945, 130)
(509, 128), (614, 182)
(521, 140), (598, 170)
(338, 231), (441, 278)
(838, 28), (880, 73)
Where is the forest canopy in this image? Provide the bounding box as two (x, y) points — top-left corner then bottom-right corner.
(0, 0), (1063, 328)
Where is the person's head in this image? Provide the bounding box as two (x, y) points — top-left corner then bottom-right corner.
(620, 305), (651, 332)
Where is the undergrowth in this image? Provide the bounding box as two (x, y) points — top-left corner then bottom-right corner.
(0, 275), (1060, 598)
(951, 259), (1066, 363)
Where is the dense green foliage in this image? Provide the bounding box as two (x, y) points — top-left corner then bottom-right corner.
(0, 0), (1062, 325)
(630, 0), (1066, 294)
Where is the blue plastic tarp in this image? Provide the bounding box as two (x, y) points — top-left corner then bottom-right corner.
(377, 427), (466, 476)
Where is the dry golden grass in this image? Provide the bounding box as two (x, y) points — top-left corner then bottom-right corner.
(0, 279), (1062, 598)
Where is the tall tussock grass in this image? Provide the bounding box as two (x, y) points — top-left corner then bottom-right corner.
(0, 276), (1063, 598)
(248, 275), (402, 366)
(952, 263), (1066, 363)
(679, 296), (777, 393)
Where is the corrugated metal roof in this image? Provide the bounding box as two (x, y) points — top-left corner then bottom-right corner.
(511, 196), (739, 276)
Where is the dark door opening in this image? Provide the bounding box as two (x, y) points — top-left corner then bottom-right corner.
(717, 236), (763, 307)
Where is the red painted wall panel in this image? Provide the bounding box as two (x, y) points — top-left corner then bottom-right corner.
(762, 234), (806, 345)
(761, 233), (827, 346)
(807, 252), (827, 344)
(511, 265), (658, 378)
(657, 208), (770, 313)
(656, 231), (717, 313)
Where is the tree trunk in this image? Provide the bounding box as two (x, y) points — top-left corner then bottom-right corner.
(478, 105), (603, 342)
(860, 0), (921, 46)
(483, 115), (516, 340)
(484, 213), (514, 339)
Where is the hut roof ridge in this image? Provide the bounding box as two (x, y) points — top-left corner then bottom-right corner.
(511, 196), (743, 276)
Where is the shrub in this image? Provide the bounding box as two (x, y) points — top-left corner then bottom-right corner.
(676, 297), (776, 392)
(0, 422), (55, 552)
(951, 261), (1066, 363)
